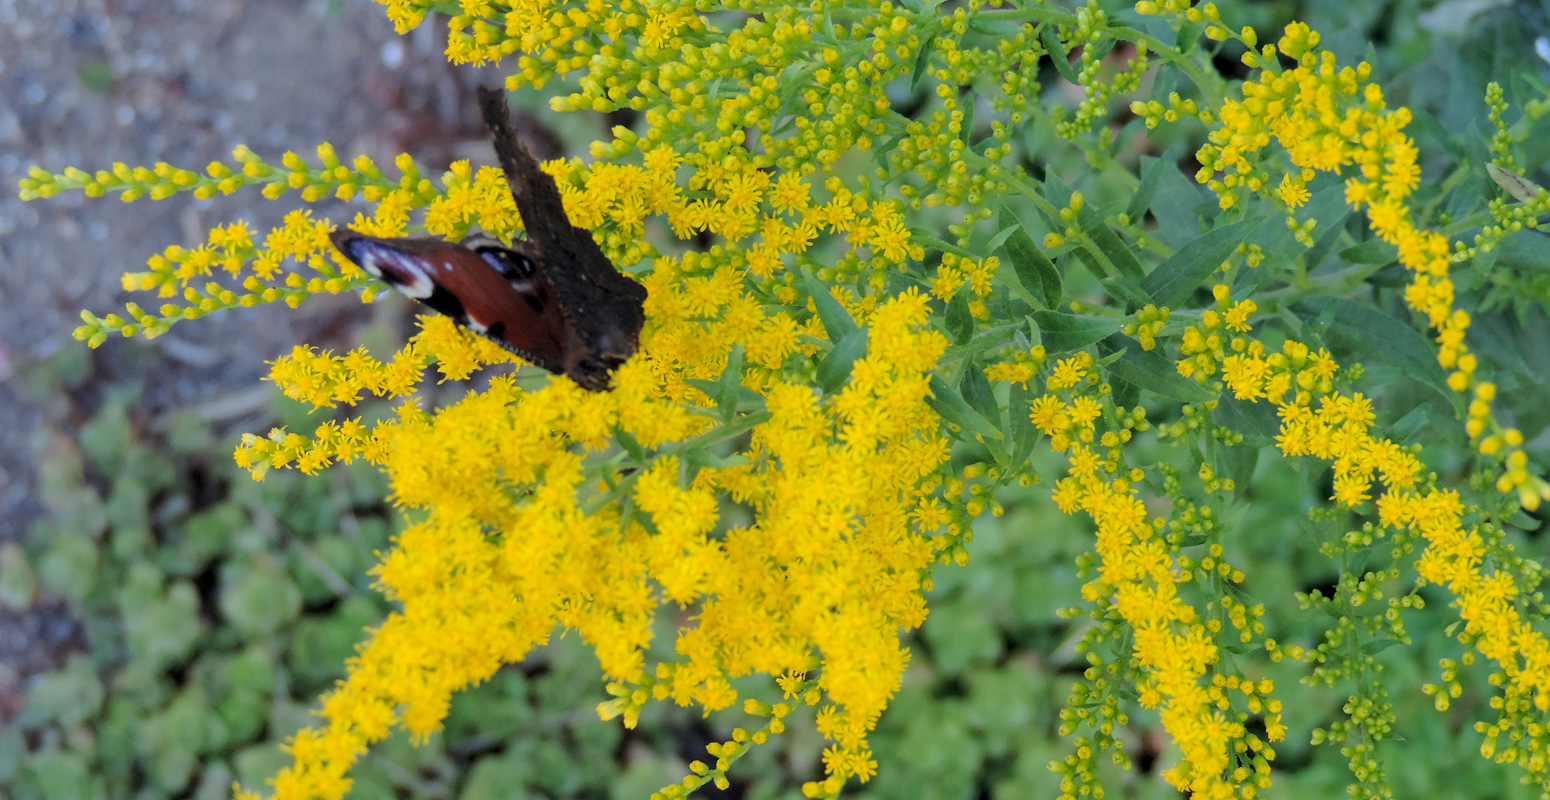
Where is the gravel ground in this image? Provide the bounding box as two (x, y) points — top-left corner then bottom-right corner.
(0, 0), (502, 697)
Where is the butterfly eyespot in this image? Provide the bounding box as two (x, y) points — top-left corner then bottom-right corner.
(477, 247), (535, 279)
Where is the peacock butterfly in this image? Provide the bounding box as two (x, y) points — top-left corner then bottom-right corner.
(330, 85), (647, 392)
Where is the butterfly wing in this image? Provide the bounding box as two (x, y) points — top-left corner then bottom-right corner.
(476, 86), (648, 386)
(330, 230), (569, 375)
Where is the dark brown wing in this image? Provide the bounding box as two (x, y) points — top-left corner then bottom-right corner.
(330, 229), (568, 374)
(476, 86), (648, 388)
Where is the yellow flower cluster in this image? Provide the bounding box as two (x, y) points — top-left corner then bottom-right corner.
(983, 344), (1049, 388)
(231, 285), (948, 800)
(63, 148), (460, 347)
(974, 282), (1283, 796)
(1181, 18), (1548, 510)
(1153, 18), (1550, 781)
(1191, 279), (1550, 787)
(234, 317), (518, 476)
(1063, 455), (1278, 797)
(987, 336), (1279, 797)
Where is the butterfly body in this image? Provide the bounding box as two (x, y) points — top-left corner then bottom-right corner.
(330, 87), (646, 391)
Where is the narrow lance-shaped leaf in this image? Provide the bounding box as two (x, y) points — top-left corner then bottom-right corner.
(1007, 381), (1036, 471)
(1293, 296), (1451, 403)
(945, 290), (974, 345)
(926, 374), (1003, 440)
(998, 208), (1062, 308)
(817, 327), (869, 393)
(1141, 217), (1266, 308)
(801, 266), (858, 342)
(716, 345), (745, 422)
(1031, 311), (1121, 353)
(1487, 162), (1545, 204)
(1097, 333), (1215, 403)
(960, 365), (1000, 428)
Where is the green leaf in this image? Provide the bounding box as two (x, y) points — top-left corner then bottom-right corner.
(1126, 154), (1170, 222)
(288, 594), (379, 694)
(139, 686), (217, 791)
(1031, 311), (1121, 353)
(1508, 508), (1542, 533)
(685, 449), (750, 471)
(1141, 217), (1266, 308)
(218, 555), (301, 641)
(921, 598), (1004, 675)
(446, 671), (533, 742)
(166, 410), (216, 455)
(872, 134), (903, 170)
(1175, 18), (1205, 51)
(0, 542), (35, 612)
(1098, 334), (1215, 402)
(166, 502), (242, 576)
(1361, 638), (1402, 655)
(1387, 402), (1446, 446)
(1042, 27), (1078, 85)
(999, 209), (1061, 308)
(911, 33), (938, 90)
(1081, 214), (1147, 283)
(37, 527), (98, 604)
(79, 394), (135, 474)
(1294, 297), (1451, 401)
(460, 744), (537, 799)
(1098, 275), (1154, 308)
(960, 363), (999, 426)
(1148, 164), (1211, 250)
(926, 374), (1003, 440)
(106, 475), (150, 541)
(966, 15), (1021, 35)
(1214, 396), (1279, 448)
(1217, 444), (1259, 491)
(1297, 183), (1354, 271)
(818, 327), (869, 393)
(1007, 381), (1036, 470)
(233, 745), (291, 794)
(1492, 231), (1550, 273)
(21, 746), (94, 800)
(945, 290), (974, 345)
(1338, 239), (1398, 265)
(192, 763), (237, 800)
(614, 426), (647, 461)
(19, 654), (104, 728)
(966, 661), (1049, 748)
(984, 220), (1021, 255)
(124, 574), (206, 671)
(716, 345), (745, 421)
(802, 267), (857, 342)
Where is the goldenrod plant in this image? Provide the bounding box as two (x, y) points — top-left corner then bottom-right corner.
(20, 0), (1550, 798)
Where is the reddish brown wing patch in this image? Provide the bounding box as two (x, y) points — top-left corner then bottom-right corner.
(330, 231), (569, 373)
